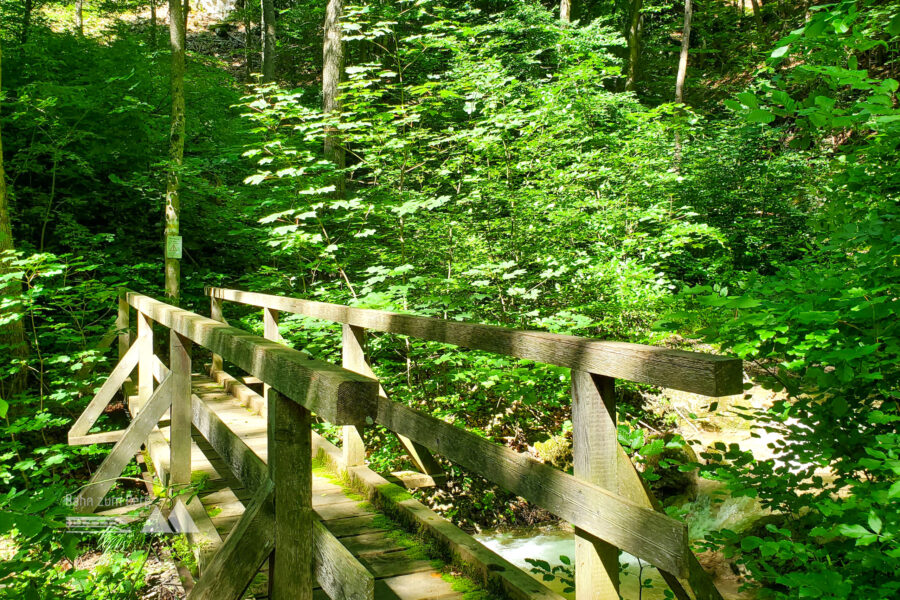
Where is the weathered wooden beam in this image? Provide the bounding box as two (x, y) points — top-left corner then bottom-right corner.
(572, 371), (619, 599)
(169, 331), (192, 488)
(191, 391), (374, 600)
(68, 335), (143, 442)
(75, 374), (173, 513)
(206, 287), (742, 396)
(209, 294), (225, 374)
(137, 311), (154, 409)
(341, 324), (368, 467)
(375, 397), (690, 576)
(340, 323), (445, 482)
(69, 430), (125, 446)
(614, 446), (721, 600)
(152, 354), (170, 383)
(188, 479), (276, 600)
(125, 291), (378, 426)
(268, 388), (313, 600)
(117, 289), (130, 361)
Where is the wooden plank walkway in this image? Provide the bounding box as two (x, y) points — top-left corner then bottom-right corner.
(142, 373), (496, 600)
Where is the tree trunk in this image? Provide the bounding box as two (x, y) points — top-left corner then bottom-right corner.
(560, 0), (571, 24)
(151, 1), (158, 49)
(0, 43), (28, 398)
(183, 0), (190, 34)
(261, 0), (276, 81)
(323, 0), (345, 197)
(625, 0), (643, 91)
(673, 0), (692, 169)
(21, 0), (33, 44)
(749, 0), (763, 29)
(243, 0), (252, 79)
(76, 0), (84, 36)
(166, 0), (187, 302)
(675, 0), (692, 104)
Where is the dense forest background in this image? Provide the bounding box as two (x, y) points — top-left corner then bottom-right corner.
(0, 0), (898, 598)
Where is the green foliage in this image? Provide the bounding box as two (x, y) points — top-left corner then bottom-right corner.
(1, 0), (897, 598)
(661, 2), (900, 598)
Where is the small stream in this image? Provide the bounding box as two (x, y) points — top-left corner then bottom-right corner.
(474, 481), (765, 599)
(475, 527), (671, 599)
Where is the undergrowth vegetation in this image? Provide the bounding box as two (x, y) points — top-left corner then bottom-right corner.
(0, 0), (898, 598)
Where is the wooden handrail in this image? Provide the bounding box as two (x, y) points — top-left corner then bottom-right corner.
(125, 290), (379, 426)
(206, 287), (741, 396)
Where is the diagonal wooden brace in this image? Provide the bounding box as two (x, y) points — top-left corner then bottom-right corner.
(68, 331), (146, 445)
(74, 373), (173, 514)
(188, 479), (276, 600)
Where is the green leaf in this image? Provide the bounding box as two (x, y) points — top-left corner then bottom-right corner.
(771, 45), (791, 58)
(888, 14), (900, 36)
(737, 92), (759, 109)
(741, 536), (763, 551)
(839, 524), (869, 538)
(0, 397), (7, 419)
(747, 109), (776, 124)
(868, 513), (882, 535)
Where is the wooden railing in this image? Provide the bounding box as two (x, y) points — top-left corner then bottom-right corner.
(70, 290), (380, 600)
(206, 287), (743, 600)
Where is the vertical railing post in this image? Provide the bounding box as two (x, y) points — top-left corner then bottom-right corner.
(262, 307), (281, 401)
(210, 293), (224, 375)
(341, 324), (367, 467)
(117, 291), (131, 400)
(267, 388), (313, 600)
(117, 290), (130, 362)
(169, 330), (192, 488)
(572, 370), (620, 599)
(136, 311), (154, 411)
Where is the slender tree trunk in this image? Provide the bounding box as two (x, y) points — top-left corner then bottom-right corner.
(166, 0), (187, 302)
(243, 0), (252, 79)
(560, 0), (571, 24)
(323, 0), (345, 196)
(183, 0), (190, 34)
(151, 1), (158, 49)
(0, 43), (28, 398)
(76, 0), (84, 35)
(749, 0), (763, 29)
(675, 0), (692, 104)
(625, 0), (643, 91)
(674, 0), (692, 168)
(21, 0), (33, 44)
(261, 0), (276, 81)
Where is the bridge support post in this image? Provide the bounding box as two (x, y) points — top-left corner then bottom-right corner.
(210, 294), (224, 374)
(572, 370), (620, 600)
(169, 330), (193, 488)
(267, 388), (314, 600)
(262, 307), (281, 402)
(117, 290), (130, 362)
(341, 324), (368, 467)
(137, 310), (154, 410)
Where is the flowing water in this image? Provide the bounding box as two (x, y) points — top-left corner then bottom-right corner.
(474, 482), (766, 599)
(474, 527), (671, 599)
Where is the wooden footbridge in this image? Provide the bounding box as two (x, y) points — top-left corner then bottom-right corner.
(69, 288), (742, 600)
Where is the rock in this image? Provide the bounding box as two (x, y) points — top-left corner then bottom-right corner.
(532, 434), (572, 472)
(643, 435), (700, 501)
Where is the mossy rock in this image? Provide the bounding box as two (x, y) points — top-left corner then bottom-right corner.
(645, 437), (700, 501)
(533, 434), (572, 471)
